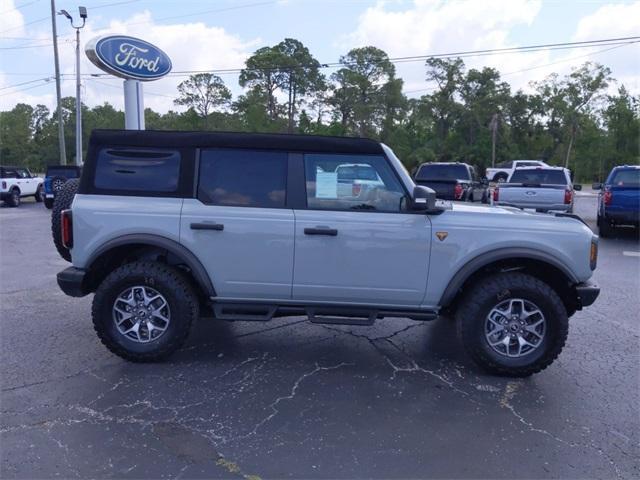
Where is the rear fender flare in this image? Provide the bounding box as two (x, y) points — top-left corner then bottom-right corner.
(87, 234), (215, 297)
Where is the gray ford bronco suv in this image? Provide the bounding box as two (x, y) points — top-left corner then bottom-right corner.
(54, 130), (600, 376)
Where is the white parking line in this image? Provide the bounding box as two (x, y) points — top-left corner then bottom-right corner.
(622, 251), (640, 257)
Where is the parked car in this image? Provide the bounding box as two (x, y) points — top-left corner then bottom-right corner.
(593, 165), (640, 237)
(0, 166), (44, 207)
(414, 162), (489, 202)
(494, 166), (579, 213)
(54, 129), (599, 377)
(43, 165), (82, 209)
(335, 163), (385, 198)
(485, 160), (549, 183)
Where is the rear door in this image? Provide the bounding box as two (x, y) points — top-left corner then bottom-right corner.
(180, 149), (295, 300)
(292, 153), (431, 306)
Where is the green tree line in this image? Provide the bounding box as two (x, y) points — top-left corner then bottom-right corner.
(1, 38), (638, 181)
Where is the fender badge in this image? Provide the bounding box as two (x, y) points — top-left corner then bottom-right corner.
(436, 231), (448, 241)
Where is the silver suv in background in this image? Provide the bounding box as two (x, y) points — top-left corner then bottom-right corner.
(494, 166), (580, 213)
(53, 130), (599, 377)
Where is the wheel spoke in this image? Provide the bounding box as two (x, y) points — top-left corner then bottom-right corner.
(509, 299), (525, 316)
(122, 320), (142, 341)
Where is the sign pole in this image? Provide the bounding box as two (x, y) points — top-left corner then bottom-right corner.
(123, 79), (145, 130)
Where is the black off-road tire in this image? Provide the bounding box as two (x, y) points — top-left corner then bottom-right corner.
(35, 184), (44, 202)
(597, 215), (613, 238)
(51, 178), (79, 262)
(456, 272), (568, 377)
(92, 261), (199, 362)
(5, 188), (20, 207)
(44, 197), (54, 209)
(494, 173), (508, 183)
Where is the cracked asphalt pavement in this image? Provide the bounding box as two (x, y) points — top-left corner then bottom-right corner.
(1, 196), (639, 479)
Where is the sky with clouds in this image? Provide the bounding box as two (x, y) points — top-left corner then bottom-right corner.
(1, 0), (638, 113)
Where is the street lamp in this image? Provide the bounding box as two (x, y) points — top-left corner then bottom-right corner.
(58, 7), (87, 166)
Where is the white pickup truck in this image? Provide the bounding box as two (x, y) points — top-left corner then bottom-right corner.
(485, 160), (548, 183)
(0, 166), (44, 207)
(493, 166), (578, 213)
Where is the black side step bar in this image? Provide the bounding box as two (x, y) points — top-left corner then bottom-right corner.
(307, 308), (377, 326)
(211, 302), (438, 324)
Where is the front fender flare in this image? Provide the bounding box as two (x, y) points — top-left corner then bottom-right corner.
(439, 247), (579, 307)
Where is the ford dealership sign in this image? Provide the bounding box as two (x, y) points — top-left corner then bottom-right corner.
(85, 35), (172, 81)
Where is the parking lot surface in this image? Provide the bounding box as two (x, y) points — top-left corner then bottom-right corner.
(1, 196), (639, 479)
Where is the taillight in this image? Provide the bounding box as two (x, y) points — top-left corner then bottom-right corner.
(590, 239), (598, 270)
(352, 183), (362, 196)
(454, 183), (463, 200)
(493, 187), (499, 202)
(564, 189), (573, 204)
(61, 209), (73, 249)
(603, 189), (612, 206)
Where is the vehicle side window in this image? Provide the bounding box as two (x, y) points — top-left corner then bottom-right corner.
(303, 154), (406, 212)
(470, 166), (478, 181)
(16, 169), (29, 178)
(198, 149), (287, 208)
(94, 148), (181, 193)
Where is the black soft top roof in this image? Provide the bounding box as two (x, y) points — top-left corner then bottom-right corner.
(89, 129), (384, 155)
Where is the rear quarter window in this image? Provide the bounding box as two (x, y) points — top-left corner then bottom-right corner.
(94, 148), (181, 193)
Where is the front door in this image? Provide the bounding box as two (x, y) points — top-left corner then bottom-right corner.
(292, 153), (431, 306)
(180, 149), (294, 300)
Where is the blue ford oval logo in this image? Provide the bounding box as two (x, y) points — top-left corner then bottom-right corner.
(85, 35), (172, 81)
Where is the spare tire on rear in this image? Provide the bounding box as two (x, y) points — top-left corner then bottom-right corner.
(51, 178), (79, 262)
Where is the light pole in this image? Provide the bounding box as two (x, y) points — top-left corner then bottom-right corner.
(59, 7), (87, 166)
(50, 0), (67, 165)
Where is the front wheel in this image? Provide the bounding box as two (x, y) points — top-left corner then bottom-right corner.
(456, 272), (568, 377)
(92, 261), (199, 362)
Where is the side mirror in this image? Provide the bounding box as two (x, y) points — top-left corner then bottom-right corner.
(592, 182), (602, 190)
(574, 184), (582, 191)
(411, 185), (437, 211)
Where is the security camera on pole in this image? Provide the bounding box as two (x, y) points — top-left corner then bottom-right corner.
(85, 36), (172, 130)
(58, 7), (87, 166)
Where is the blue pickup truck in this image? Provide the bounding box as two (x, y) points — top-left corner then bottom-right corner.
(594, 165), (640, 237)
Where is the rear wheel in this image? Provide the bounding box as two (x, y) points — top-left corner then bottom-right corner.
(5, 188), (20, 207)
(35, 185), (44, 202)
(92, 261), (199, 362)
(456, 272), (568, 377)
(51, 178), (79, 262)
(597, 215), (613, 238)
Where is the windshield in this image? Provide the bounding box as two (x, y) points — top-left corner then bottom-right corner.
(337, 165), (379, 181)
(416, 164), (469, 181)
(509, 169), (567, 185)
(610, 169), (640, 187)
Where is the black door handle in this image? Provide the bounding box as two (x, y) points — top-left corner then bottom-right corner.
(191, 222), (224, 231)
(304, 227), (338, 236)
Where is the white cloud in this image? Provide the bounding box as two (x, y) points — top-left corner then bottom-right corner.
(1, 10), (260, 112)
(345, 0), (639, 96)
(0, 0), (25, 37)
(569, 1), (640, 93)
(344, 0), (547, 94)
